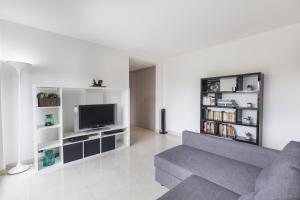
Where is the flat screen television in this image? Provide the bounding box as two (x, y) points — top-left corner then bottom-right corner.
(74, 104), (116, 132)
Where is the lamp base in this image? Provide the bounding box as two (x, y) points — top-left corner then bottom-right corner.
(7, 163), (31, 175)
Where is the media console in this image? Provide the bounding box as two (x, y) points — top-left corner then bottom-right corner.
(63, 126), (128, 163)
(32, 85), (130, 172)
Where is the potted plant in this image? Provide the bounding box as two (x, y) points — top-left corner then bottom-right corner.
(37, 92), (60, 107)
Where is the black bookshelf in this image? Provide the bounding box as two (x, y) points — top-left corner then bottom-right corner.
(200, 72), (264, 145)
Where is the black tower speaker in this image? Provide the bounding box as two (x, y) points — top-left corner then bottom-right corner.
(160, 108), (167, 134)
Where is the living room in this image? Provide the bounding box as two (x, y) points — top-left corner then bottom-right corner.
(0, 1), (300, 200)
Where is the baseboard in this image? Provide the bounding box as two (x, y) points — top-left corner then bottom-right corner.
(167, 131), (181, 136)
(0, 169), (6, 176)
(157, 129), (180, 137)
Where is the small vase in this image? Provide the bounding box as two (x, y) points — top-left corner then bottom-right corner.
(44, 114), (54, 126)
(43, 150), (55, 167)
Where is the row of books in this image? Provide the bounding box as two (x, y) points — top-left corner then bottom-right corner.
(202, 94), (216, 106)
(203, 122), (237, 138)
(219, 124), (236, 138)
(203, 121), (218, 135)
(217, 99), (238, 107)
(205, 109), (236, 122)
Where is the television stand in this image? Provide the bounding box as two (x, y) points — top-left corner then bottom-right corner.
(62, 126), (129, 164)
(32, 85), (130, 172)
(102, 128), (126, 135)
(84, 126), (110, 132)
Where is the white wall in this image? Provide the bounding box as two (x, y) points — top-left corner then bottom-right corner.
(162, 23), (300, 150)
(0, 20), (129, 165)
(0, 62), (4, 170)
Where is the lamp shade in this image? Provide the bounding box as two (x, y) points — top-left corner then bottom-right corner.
(6, 61), (32, 71)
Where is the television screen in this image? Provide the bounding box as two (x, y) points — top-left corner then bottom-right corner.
(78, 104), (116, 130)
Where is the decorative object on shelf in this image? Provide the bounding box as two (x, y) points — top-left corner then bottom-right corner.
(44, 114), (55, 126)
(245, 132), (252, 141)
(247, 85), (253, 91)
(91, 79), (106, 87)
(43, 150), (55, 167)
(207, 80), (220, 92)
(37, 92), (60, 107)
(244, 116), (252, 125)
(246, 102), (253, 108)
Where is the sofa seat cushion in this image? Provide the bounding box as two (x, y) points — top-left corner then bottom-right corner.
(155, 145), (262, 195)
(158, 175), (240, 200)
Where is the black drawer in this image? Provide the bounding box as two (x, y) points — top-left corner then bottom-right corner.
(101, 135), (115, 153)
(63, 142), (83, 163)
(84, 139), (100, 157)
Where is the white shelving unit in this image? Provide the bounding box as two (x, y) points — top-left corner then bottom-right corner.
(33, 86), (63, 171)
(32, 85), (130, 172)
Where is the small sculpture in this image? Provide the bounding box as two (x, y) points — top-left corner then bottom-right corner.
(91, 79), (106, 87)
(245, 132), (252, 141)
(247, 85), (253, 91)
(244, 116), (252, 125)
(246, 102), (252, 108)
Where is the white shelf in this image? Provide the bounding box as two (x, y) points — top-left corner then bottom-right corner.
(38, 140), (62, 151)
(36, 106), (61, 109)
(102, 131), (127, 138)
(37, 124), (61, 130)
(63, 126), (128, 139)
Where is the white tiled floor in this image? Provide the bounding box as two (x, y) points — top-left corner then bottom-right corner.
(0, 127), (181, 200)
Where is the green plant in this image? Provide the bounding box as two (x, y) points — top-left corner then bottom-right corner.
(47, 93), (59, 99)
(36, 92), (47, 99)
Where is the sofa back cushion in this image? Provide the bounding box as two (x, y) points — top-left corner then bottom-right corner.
(253, 141), (300, 200)
(182, 131), (279, 168)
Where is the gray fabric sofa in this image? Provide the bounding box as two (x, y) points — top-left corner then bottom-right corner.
(154, 131), (300, 200)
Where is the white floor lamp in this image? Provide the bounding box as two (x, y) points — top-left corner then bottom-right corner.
(6, 61), (32, 175)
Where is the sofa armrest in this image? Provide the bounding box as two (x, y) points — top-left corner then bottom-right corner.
(182, 131), (279, 168)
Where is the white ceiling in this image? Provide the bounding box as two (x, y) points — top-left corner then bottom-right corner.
(0, 0), (300, 59)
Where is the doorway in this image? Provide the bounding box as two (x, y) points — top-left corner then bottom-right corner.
(129, 58), (156, 132)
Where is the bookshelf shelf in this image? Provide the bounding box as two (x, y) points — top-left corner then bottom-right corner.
(202, 90), (259, 94)
(203, 119), (257, 128)
(233, 136), (256, 144)
(36, 106), (61, 109)
(202, 105), (258, 110)
(200, 72), (264, 146)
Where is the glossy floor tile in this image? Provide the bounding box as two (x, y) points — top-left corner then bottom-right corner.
(0, 127), (181, 200)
